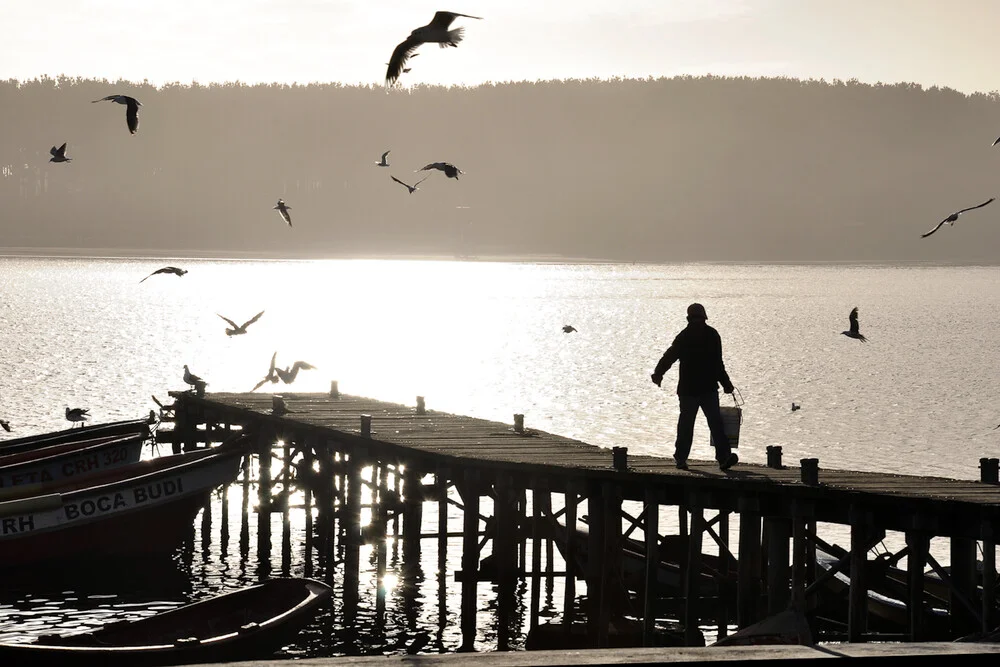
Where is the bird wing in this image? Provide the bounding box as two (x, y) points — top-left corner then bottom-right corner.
(268, 351), (278, 376)
(56, 143), (67, 156)
(251, 377), (270, 392)
(921, 219), (948, 238)
(50, 145), (58, 157)
(413, 176), (429, 187)
(386, 37), (422, 85)
(126, 106), (139, 134)
(955, 198), (996, 215)
(292, 361), (317, 372)
(994, 137), (1000, 147)
(92, 95), (117, 103)
(382, 150), (390, 161)
(217, 314), (239, 329)
(430, 11), (483, 28)
(242, 310), (265, 328)
(419, 162), (444, 172)
(151, 395), (164, 408)
(848, 307), (860, 334)
(391, 175), (411, 189)
(276, 207), (292, 225)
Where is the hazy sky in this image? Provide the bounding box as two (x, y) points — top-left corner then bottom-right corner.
(5, 0), (1000, 92)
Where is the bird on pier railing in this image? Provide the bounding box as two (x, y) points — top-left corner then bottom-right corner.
(183, 365), (206, 391)
(217, 310), (264, 336)
(65, 406), (90, 428)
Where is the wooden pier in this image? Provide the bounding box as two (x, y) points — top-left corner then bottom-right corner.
(160, 387), (1000, 652)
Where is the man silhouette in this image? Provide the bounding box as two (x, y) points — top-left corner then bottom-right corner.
(651, 303), (738, 471)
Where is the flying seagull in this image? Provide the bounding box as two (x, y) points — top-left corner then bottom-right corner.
(183, 364), (206, 390)
(419, 162), (463, 180)
(92, 95), (142, 135)
(276, 360), (317, 385)
(376, 151), (391, 167)
(218, 310), (264, 336)
(993, 136), (1000, 147)
(65, 406), (90, 428)
(140, 266), (187, 283)
(385, 11), (483, 86)
(0, 419), (10, 432)
(274, 199), (292, 227)
(921, 198), (995, 238)
(840, 307), (868, 343)
(562, 325), (577, 334)
(49, 143), (71, 163)
(251, 351), (280, 391)
(391, 174), (428, 194)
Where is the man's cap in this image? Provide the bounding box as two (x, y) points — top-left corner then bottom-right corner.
(687, 303), (708, 320)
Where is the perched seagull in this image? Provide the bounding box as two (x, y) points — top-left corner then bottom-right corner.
(183, 364), (206, 390)
(217, 310), (265, 336)
(49, 143), (71, 163)
(139, 266), (187, 283)
(275, 360), (317, 385)
(65, 406), (90, 427)
(840, 307), (868, 343)
(251, 352), (280, 391)
(385, 11), (483, 86)
(0, 419), (10, 432)
(562, 325), (577, 334)
(791, 403), (801, 412)
(419, 162), (463, 180)
(92, 94), (142, 135)
(921, 198), (995, 238)
(274, 199), (292, 227)
(391, 174), (427, 194)
(376, 151), (391, 167)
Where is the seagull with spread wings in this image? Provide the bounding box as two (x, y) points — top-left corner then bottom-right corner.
(921, 198), (995, 238)
(251, 352), (280, 391)
(274, 199), (292, 227)
(419, 162), (463, 180)
(276, 361), (317, 385)
(376, 151), (391, 167)
(840, 307), (868, 342)
(217, 310), (265, 336)
(49, 143), (71, 163)
(140, 266), (187, 283)
(92, 95), (142, 135)
(385, 11), (482, 86)
(391, 174), (427, 194)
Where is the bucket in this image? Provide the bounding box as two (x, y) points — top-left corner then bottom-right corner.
(711, 387), (744, 450)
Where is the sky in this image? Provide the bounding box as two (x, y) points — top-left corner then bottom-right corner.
(5, 0), (1000, 93)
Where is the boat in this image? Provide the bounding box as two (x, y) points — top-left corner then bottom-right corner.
(0, 437), (248, 568)
(710, 608), (813, 646)
(0, 434), (144, 497)
(0, 578), (331, 666)
(0, 418), (152, 456)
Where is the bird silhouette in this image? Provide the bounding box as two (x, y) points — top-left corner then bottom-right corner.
(140, 266), (187, 283)
(562, 325), (577, 333)
(274, 199), (292, 227)
(840, 307), (867, 342)
(49, 143), (71, 163)
(791, 403), (801, 412)
(276, 361), (317, 385)
(993, 136), (1000, 147)
(251, 352), (280, 391)
(385, 11), (482, 86)
(217, 310), (264, 336)
(376, 150), (391, 167)
(921, 198), (995, 238)
(92, 94), (142, 134)
(183, 365), (206, 389)
(0, 419), (10, 432)
(418, 162), (463, 180)
(65, 406), (90, 427)
(391, 174), (427, 194)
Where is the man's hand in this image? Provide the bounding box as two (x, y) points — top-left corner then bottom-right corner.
(651, 373), (663, 387)
(723, 384), (734, 394)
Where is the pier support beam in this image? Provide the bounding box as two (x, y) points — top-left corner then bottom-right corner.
(684, 504), (705, 646)
(343, 449), (363, 626)
(563, 481), (579, 625)
(642, 489), (660, 646)
(402, 466), (423, 564)
(848, 506), (870, 643)
(495, 473), (518, 651)
(459, 470), (482, 652)
(737, 498), (762, 629)
(983, 520), (996, 636)
(950, 536), (978, 635)
(764, 516), (791, 616)
(906, 530), (930, 642)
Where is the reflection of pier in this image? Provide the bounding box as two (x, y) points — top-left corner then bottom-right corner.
(160, 387), (1000, 651)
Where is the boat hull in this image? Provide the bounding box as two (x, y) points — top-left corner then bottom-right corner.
(0, 435), (144, 498)
(0, 419), (151, 456)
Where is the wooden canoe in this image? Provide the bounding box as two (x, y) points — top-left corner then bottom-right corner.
(0, 577), (331, 666)
(0, 419), (151, 456)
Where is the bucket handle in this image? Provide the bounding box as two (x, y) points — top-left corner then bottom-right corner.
(729, 386), (744, 407)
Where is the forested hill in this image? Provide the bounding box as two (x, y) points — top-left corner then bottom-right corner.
(2, 75), (998, 262)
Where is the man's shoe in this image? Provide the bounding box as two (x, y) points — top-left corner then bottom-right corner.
(720, 453), (739, 471)
(674, 456), (689, 470)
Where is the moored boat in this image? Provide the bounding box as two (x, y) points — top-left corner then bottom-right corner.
(0, 437), (247, 568)
(0, 418), (152, 456)
(0, 578), (331, 666)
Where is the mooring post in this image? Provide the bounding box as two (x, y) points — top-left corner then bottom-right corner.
(737, 497), (762, 629)
(361, 414), (372, 438)
(983, 520), (997, 635)
(643, 488), (660, 646)
(764, 516), (791, 615)
(402, 465), (423, 564)
(513, 413), (524, 434)
(951, 535), (978, 635)
(416, 396), (426, 415)
(980, 457), (999, 484)
(906, 529), (930, 642)
(330, 380), (339, 398)
(847, 505), (869, 642)
(459, 469), (481, 652)
(684, 502), (705, 646)
(563, 480), (578, 624)
(766, 445), (783, 469)
(343, 449), (363, 625)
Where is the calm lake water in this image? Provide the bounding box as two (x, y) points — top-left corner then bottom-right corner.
(0, 257), (997, 654)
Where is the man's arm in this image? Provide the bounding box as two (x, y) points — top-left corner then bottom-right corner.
(651, 335), (682, 386)
(716, 332), (734, 393)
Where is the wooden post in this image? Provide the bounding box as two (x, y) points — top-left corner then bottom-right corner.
(302, 441), (314, 578)
(847, 506), (869, 642)
(375, 463), (388, 622)
(361, 414), (372, 438)
(495, 473), (517, 651)
(256, 432), (272, 572)
(906, 530), (929, 642)
(437, 471), (449, 633)
(599, 482), (622, 647)
(514, 414), (524, 434)
(586, 485), (606, 645)
(343, 449), (363, 625)
(983, 520), (996, 635)
(737, 498), (762, 629)
(563, 481), (578, 624)
(684, 505), (705, 646)
(281, 440), (292, 576)
(416, 396), (425, 415)
(717, 510), (731, 639)
(459, 470), (481, 652)
(791, 503), (811, 613)
(643, 489), (660, 646)
(402, 466), (423, 564)
(530, 484), (544, 632)
(950, 536), (978, 635)
(765, 517), (791, 615)
(240, 452), (251, 558)
(330, 380), (339, 398)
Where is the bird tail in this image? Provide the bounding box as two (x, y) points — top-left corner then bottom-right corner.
(445, 27), (464, 47)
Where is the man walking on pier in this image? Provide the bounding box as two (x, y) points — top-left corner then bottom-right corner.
(651, 303), (738, 471)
